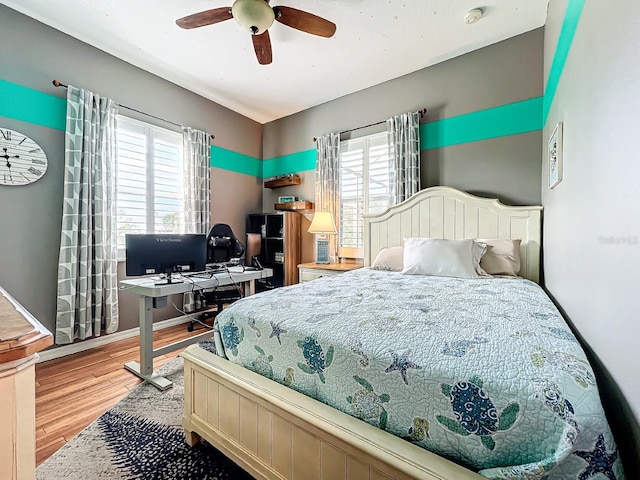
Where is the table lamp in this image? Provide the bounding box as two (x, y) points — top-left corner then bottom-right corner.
(308, 211), (337, 264)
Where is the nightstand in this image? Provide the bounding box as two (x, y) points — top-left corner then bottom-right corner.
(297, 262), (363, 283)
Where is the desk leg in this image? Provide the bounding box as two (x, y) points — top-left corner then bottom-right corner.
(247, 279), (256, 296)
(124, 295), (173, 391)
(139, 295), (153, 376)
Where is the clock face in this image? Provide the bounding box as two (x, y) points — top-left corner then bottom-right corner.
(0, 128), (48, 186)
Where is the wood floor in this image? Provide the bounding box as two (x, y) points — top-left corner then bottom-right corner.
(34, 323), (204, 466)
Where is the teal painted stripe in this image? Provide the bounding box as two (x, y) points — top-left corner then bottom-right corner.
(264, 98), (544, 176)
(210, 145), (262, 177)
(0, 79), (66, 130)
(262, 149), (316, 178)
(0, 79), (265, 178)
(543, 0), (586, 124)
(421, 97), (543, 150)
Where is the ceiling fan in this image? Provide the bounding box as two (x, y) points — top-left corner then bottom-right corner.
(176, 0), (337, 65)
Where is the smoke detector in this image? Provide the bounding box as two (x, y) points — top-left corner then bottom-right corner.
(465, 8), (485, 24)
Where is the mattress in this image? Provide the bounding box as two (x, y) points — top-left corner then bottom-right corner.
(209, 268), (624, 479)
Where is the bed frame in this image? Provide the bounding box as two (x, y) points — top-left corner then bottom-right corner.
(364, 186), (542, 283)
(181, 187), (542, 479)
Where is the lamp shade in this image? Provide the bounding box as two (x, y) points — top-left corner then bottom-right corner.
(308, 211), (337, 234)
(232, 0), (275, 35)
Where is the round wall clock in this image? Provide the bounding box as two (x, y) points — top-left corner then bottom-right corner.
(0, 128), (48, 186)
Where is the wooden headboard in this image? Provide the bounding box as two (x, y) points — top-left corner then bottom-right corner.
(363, 186), (543, 283)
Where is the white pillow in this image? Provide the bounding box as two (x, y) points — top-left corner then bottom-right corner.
(401, 238), (484, 278)
(371, 246), (404, 271)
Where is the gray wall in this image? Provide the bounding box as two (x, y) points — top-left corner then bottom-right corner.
(263, 28), (544, 209)
(543, 0), (640, 474)
(0, 5), (262, 335)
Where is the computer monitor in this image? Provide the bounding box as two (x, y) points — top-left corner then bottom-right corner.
(125, 234), (206, 278)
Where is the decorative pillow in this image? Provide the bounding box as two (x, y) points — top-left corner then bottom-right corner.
(401, 238), (482, 278)
(477, 239), (522, 276)
(472, 241), (490, 277)
(371, 246), (404, 271)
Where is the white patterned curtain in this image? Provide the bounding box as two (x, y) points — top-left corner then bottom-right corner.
(315, 133), (340, 260)
(387, 111), (421, 204)
(183, 127), (211, 234)
(56, 86), (119, 344)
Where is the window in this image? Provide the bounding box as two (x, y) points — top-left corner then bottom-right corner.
(338, 131), (391, 257)
(116, 117), (184, 249)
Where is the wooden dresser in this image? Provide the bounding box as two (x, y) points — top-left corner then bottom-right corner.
(298, 262), (362, 282)
(0, 286), (53, 480)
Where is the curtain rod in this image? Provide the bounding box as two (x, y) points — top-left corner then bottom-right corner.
(312, 108), (427, 143)
(52, 80), (215, 140)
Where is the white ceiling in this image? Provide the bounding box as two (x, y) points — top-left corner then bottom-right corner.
(4, 0), (548, 124)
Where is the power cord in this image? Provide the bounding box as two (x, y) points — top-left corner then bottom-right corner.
(180, 269), (242, 331)
(218, 265), (244, 299)
(118, 278), (158, 291)
(171, 300), (214, 330)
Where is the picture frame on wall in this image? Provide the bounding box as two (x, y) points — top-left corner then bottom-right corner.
(548, 122), (563, 189)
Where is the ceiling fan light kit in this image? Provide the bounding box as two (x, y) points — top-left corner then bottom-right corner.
(176, 0), (336, 65)
(232, 0), (275, 35)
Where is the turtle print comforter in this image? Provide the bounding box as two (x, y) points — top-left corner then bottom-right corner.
(209, 268), (625, 479)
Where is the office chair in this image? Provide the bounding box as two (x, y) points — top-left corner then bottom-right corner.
(186, 284), (243, 331)
(206, 223), (245, 264)
(187, 224), (245, 332)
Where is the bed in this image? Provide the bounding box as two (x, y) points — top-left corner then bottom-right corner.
(180, 186), (624, 479)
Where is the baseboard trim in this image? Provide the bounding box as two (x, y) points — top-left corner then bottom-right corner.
(37, 315), (192, 363)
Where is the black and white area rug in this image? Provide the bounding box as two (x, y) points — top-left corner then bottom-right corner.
(36, 348), (254, 480)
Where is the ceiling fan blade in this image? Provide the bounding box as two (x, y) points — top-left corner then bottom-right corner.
(273, 6), (336, 38)
(252, 30), (273, 65)
(176, 7), (233, 29)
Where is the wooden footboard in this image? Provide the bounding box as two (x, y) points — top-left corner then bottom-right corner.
(181, 345), (482, 480)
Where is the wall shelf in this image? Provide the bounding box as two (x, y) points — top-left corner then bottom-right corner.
(275, 201), (313, 212)
(264, 174), (301, 189)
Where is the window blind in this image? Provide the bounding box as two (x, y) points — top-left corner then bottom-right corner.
(116, 117), (183, 248)
(338, 132), (391, 253)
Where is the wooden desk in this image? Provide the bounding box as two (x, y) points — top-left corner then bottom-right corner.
(119, 267), (273, 390)
(0, 286), (53, 480)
